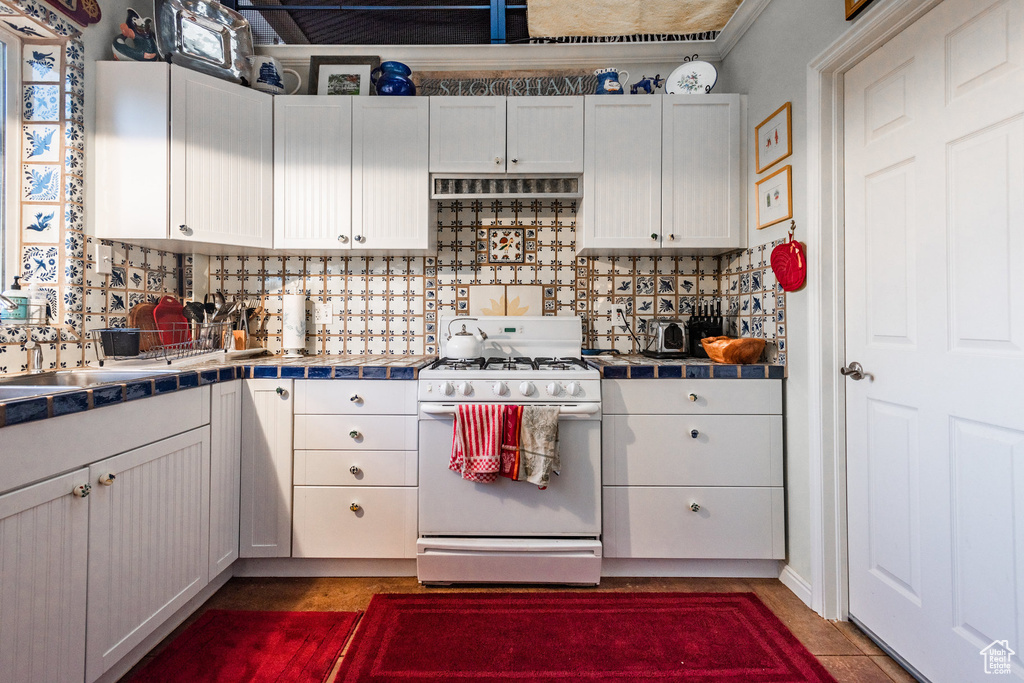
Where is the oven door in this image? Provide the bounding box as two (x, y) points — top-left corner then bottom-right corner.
(417, 404), (601, 537)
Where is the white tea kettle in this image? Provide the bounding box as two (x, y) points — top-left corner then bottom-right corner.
(446, 318), (488, 359)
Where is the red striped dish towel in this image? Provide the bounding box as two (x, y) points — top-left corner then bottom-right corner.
(449, 404), (503, 483)
(500, 404), (524, 480)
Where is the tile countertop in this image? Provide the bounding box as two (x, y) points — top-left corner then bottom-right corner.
(584, 355), (786, 380)
(0, 354), (435, 429)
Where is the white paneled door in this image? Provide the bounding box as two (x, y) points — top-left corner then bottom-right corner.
(844, 0), (1024, 681)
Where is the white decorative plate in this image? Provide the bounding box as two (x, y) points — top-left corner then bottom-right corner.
(664, 61), (719, 95)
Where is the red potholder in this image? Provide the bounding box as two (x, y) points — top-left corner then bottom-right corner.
(770, 236), (806, 291)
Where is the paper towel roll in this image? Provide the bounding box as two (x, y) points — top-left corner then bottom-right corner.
(282, 293), (307, 355)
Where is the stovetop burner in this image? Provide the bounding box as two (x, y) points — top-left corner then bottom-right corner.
(427, 357), (485, 371)
(534, 357), (591, 371)
(484, 356), (538, 371)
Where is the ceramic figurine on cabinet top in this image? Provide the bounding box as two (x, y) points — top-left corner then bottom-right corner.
(371, 61), (416, 96)
(594, 68), (629, 94)
(111, 9), (159, 62)
(630, 74), (663, 94)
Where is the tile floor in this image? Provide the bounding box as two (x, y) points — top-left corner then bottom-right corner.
(122, 577), (915, 682)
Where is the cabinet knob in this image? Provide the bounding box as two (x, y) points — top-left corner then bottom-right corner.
(688, 393), (698, 402)
(337, 235), (348, 243)
(669, 234), (676, 240)
(690, 429), (699, 439)
(98, 473), (116, 486)
(178, 225), (189, 234)
(690, 502), (701, 512)
(349, 430), (361, 439)
(349, 503), (360, 512)
(511, 158), (519, 164)
(72, 483), (91, 498)
(349, 465), (361, 475)
(494, 157), (502, 165)
(276, 386), (286, 396)
(350, 394), (362, 403)
(651, 233), (659, 240)
(354, 235), (364, 243)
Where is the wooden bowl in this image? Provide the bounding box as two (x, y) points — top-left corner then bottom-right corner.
(700, 336), (766, 364)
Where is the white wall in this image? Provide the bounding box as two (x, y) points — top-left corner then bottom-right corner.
(718, 0), (851, 584)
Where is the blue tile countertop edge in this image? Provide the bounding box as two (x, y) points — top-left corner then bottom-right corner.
(585, 355), (786, 380)
(0, 355), (434, 430)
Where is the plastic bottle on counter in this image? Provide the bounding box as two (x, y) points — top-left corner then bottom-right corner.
(1, 276), (29, 324)
(26, 281), (47, 323)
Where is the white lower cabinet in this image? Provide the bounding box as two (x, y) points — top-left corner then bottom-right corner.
(602, 379), (785, 560)
(291, 380), (418, 559)
(210, 381), (242, 578)
(240, 379), (294, 558)
(86, 428), (211, 683)
(293, 487), (417, 558)
(0, 469), (89, 683)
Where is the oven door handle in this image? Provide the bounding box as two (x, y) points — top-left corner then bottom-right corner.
(419, 403), (601, 416)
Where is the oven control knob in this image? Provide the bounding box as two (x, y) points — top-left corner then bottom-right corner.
(519, 381), (535, 396)
(440, 381), (455, 396)
(457, 382), (472, 396)
(546, 382), (562, 396)
(492, 382), (507, 397)
(565, 381), (582, 396)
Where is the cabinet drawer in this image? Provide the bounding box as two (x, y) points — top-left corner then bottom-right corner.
(294, 450), (416, 486)
(602, 379), (781, 415)
(603, 486), (785, 560)
(293, 380), (417, 415)
(602, 415), (782, 486)
(293, 486), (417, 558)
(294, 415), (417, 450)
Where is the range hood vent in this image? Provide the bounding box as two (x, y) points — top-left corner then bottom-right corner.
(431, 175), (581, 199)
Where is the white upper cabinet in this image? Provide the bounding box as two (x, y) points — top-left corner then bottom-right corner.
(170, 66), (273, 248)
(352, 97), (433, 251)
(93, 62), (272, 249)
(95, 63), (273, 249)
(274, 96), (353, 250)
(429, 96), (584, 174)
(429, 97), (506, 173)
(662, 95), (743, 250)
(580, 97), (663, 250)
(578, 94), (745, 254)
(506, 97), (584, 173)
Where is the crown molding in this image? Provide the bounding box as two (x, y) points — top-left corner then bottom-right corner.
(714, 0), (773, 59)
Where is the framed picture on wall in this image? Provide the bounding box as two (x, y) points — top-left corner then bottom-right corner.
(755, 102), (792, 173)
(846, 0), (876, 20)
(756, 165), (793, 230)
(309, 56), (380, 96)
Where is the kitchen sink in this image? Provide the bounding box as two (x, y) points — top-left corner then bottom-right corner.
(0, 386), (78, 401)
(0, 369), (179, 388)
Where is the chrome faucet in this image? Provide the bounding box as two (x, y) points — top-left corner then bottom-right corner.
(26, 341), (43, 373)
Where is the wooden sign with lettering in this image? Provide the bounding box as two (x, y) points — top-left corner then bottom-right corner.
(412, 70), (599, 97)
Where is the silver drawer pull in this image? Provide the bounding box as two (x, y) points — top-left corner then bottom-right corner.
(349, 465), (361, 475)
(690, 503), (700, 512)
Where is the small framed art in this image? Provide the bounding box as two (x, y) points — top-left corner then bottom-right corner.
(755, 165), (793, 230)
(755, 102), (792, 173)
(846, 0), (876, 20)
(309, 56), (380, 96)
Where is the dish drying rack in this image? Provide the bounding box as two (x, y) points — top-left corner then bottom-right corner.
(91, 320), (234, 366)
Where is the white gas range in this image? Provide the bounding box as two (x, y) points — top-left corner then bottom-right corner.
(416, 315), (603, 585)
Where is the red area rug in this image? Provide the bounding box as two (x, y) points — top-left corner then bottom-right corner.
(336, 592), (836, 682)
(131, 609), (360, 683)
